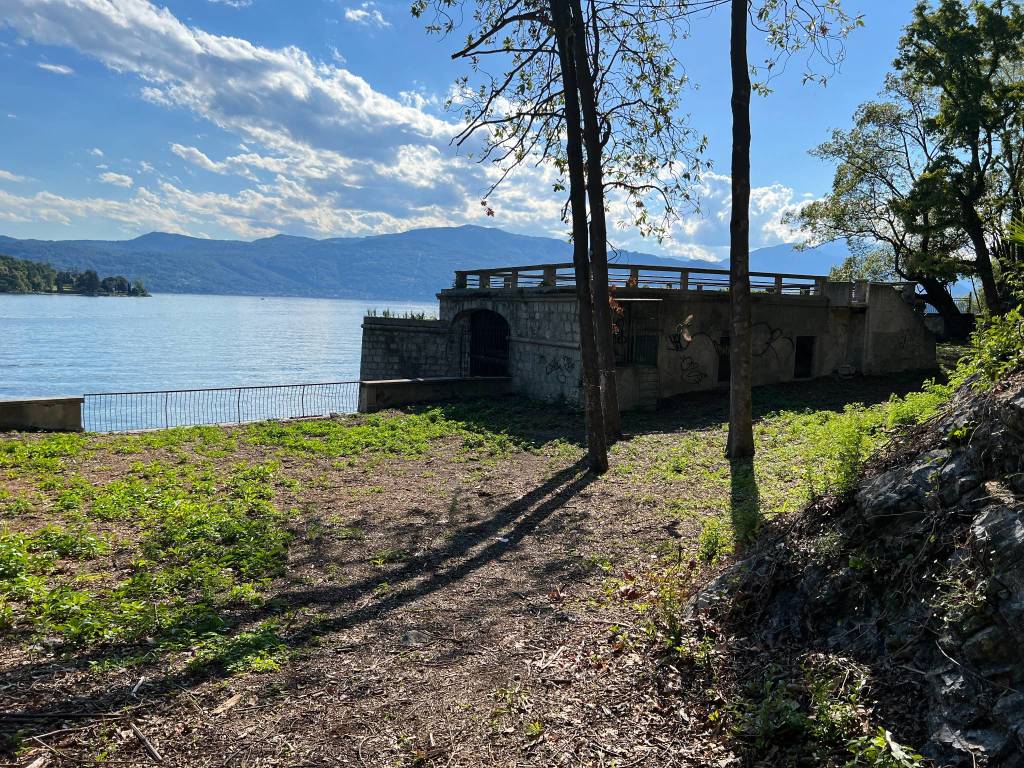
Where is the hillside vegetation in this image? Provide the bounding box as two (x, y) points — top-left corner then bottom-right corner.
(0, 226), (848, 299)
(0, 253), (147, 296)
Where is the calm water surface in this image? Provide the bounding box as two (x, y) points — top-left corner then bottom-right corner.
(0, 294), (436, 398)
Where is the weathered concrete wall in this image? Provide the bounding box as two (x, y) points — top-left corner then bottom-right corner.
(862, 283), (936, 374)
(359, 317), (457, 380)
(442, 292), (583, 406)
(645, 292), (849, 400)
(358, 377), (512, 412)
(359, 280), (938, 413)
(0, 396), (84, 432)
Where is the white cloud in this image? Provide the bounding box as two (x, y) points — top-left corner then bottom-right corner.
(0, 0), (812, 258)
(89, 147), (104, 158)
(0, 187), (188, 231)
(343, 2), (390, 28)
(99, 171), (134, 187)
(209, 0), (252, 7)
(36, 61), (73, 75)
(0, 169), (25, 183)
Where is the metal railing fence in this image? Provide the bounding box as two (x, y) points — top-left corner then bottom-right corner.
(83, 381), (360, 433)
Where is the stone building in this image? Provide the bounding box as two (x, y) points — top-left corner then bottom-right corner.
(360, 262), (936, 411)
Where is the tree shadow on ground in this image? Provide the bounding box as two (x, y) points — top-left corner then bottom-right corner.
(729, 457), (762, 548)
(0, 458), (597, 744)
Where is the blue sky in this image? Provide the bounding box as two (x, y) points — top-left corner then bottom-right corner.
(0, 0), (918, 261)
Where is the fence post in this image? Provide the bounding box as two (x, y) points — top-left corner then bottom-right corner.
(300, 385), (307, 417)
(163, 392), (169, 429)
(236, 389), (242, 424)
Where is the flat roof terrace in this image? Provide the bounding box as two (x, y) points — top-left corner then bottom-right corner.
(450, 262), (830, 296)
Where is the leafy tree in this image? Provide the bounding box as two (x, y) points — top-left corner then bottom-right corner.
(75, 270), (101, 295)
(895, 0), (1024, 313)
(0, 254), (56, 293)
(829, 251), (897, 283)
(414, 0), (712, 470)
(790, 75), (973, 336)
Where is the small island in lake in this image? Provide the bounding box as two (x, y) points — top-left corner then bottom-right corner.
(0, 254), (148, 296)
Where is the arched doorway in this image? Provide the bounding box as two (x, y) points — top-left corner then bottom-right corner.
(469, 310), (510, 376)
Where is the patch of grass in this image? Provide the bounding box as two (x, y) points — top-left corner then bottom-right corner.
(0, 457), (290, 648)
(335, 525), (365, 541)
(371, 547), (410, 567)
(696, 517), (728, 565)
(189, 621), (288, 674)
(245, 408), (528, 460)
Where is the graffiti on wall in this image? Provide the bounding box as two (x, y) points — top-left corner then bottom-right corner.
(541, 353), (577, 386)
(750, 322), (794, 362)
(664, 314), (797, 382)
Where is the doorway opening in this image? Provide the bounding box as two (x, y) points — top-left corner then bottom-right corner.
(469, 310), (510, 376)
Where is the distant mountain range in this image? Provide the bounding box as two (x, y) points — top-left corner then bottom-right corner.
(0, 225), (848, 300)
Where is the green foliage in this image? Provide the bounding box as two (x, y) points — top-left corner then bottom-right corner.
(829, 251), (897, 282)
(0, 455), (289, 648)
(0, 253), (147, 295)
(245, 409), (524, 460)
(189, 621), (287, 674)
(950, 305), (1024, 387)
(0, 253), (56, 293)
(845, 728), (924, 768)
(697, 518), (728, 565)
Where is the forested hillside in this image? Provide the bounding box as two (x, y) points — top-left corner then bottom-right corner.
(0, 254), (147, 296)
(0, 226), (848, 299)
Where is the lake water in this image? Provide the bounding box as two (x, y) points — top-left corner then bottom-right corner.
(0, 293), (437, 399)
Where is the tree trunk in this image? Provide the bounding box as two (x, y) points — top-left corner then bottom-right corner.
(550, 0), (608, 473)
(961, 198), (1001, 314)
(726, 0), (755, 459)
(566, 0), (621, 440)
(917, 274), (971, 339)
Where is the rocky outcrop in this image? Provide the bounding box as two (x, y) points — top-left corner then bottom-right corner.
(692, 373), (1024, 767)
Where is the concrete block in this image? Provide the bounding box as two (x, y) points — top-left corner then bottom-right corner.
(0, 396), (84, 432)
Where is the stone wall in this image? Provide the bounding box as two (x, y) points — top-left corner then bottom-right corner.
(360, 280), (938, 412)
(359, 317), (457, 380)
(442, 292), (583, 406)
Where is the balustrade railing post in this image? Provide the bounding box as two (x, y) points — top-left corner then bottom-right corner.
(679, 270), (689, 292)
(163, 392), (169, 429)
(454, 271), (467, 289)
(542, 266), (556, 287)
(774, 275), (784, 294)
(236, 389), (242, 424)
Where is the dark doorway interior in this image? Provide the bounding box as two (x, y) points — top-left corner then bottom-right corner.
(612, 301), (660, 367)
(717, 336), (731, 383)
(794, 335), (815, 379)
(469, 310), (510, 376)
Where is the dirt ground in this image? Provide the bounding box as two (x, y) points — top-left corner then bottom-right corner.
(0, 373), (932, 768)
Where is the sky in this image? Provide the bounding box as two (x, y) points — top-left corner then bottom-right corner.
(0, 0), (920, 262)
